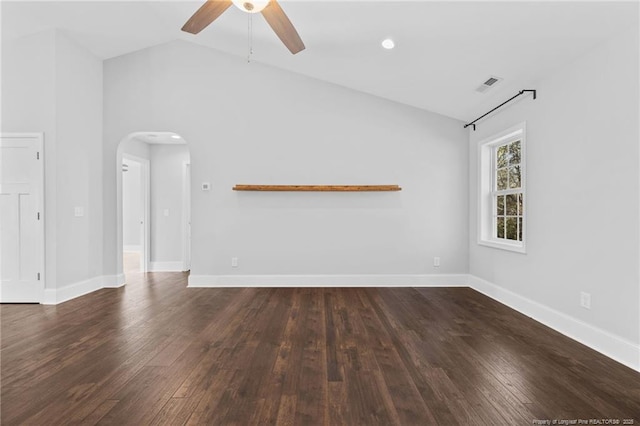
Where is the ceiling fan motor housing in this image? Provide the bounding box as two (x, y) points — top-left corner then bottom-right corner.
(232, 0), (270, 13)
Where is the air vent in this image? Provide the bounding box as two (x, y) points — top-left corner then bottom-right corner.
(484, 77), (498, 86)
(476, 75), (503, 93)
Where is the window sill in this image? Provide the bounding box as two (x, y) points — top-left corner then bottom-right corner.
(477, 239), (526, 254)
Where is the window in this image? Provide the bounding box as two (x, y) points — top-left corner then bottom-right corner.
(478, 123), (526, 253)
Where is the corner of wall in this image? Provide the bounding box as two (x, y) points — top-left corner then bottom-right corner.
(468, 275), (640, 372)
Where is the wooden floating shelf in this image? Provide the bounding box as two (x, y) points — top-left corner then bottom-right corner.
(232, 185), (402, 192)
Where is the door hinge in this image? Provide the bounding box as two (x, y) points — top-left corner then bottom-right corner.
(36, 151), (40, 160)
(37, 273), (41, 280)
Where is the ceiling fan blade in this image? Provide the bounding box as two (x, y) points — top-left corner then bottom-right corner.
(182, 0), (232, 34)
(261, 0), (305, 54)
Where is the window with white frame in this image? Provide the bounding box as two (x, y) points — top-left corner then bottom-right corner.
(478, 123), (526, 253)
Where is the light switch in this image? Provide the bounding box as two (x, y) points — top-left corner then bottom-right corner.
(163, 209), (169, 217)
(74, 207), (84, 217)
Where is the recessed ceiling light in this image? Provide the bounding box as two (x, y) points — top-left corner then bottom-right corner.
(171, 135), (180, 139)
(381, 38), (395, 50)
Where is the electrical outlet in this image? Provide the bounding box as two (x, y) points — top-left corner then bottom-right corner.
(231, 257), (238, 268)
(580, 292), (591, 309)
(433, 257), (440, 267)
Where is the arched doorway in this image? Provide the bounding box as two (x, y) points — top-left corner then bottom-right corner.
(117, 132), (191, 281)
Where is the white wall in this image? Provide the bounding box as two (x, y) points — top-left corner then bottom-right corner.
(468, 25), (639, 356)
(1, 30), (104, 299)
(104, 41), (468, 282)
(150, 144), (190, 263)
(122, 160), (142, 249)
(54, 32), (104, 287)
(1, 30), (57, 288)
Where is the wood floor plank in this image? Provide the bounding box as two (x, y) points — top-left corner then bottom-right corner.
(2, 269), (640, 425)
(149, 397), (193, 426)
(275, 394), (297, 426)
(80, 398), (120, 425)
(324, 292), (342, 383)
(291, 289), (328, 425)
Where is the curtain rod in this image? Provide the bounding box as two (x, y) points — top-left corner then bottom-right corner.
(464, 89), (537, 131)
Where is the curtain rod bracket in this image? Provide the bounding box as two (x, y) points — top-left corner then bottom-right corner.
(464, 89), (537, 131)
(520, 89), (537, 100)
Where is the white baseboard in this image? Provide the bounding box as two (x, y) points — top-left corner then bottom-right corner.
(104, 273), (126, 288)
(149, 261), (184, 272)
(123, 245), (142, 252)
(468, 275), (640, 372)
(43, 276), (102, 304)
(188, 274), (470, 288)
(42, 274), (123, 305)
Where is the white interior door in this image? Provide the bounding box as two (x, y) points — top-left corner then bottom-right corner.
(0, 134), (44, 303)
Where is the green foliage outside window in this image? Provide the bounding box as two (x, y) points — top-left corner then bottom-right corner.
(494, 141), (523, 241)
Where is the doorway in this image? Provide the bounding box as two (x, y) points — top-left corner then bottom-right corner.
(122, 155), (149, 275)
(117, 132), (190, 280)
(0, 133), (44, 302)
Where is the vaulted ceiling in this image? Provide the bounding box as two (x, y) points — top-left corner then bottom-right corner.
(2, 1), (637, 121)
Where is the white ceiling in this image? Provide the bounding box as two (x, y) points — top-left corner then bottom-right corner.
(132, 132), (187, 144)
(2, 1), (637, 121)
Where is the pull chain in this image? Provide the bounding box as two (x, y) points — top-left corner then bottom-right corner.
(247, 13), (253, 63)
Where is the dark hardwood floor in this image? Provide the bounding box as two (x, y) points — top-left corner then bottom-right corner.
(2, 268), (639, 425)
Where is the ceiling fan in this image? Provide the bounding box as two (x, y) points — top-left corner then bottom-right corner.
(182, 0), (305, 55)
